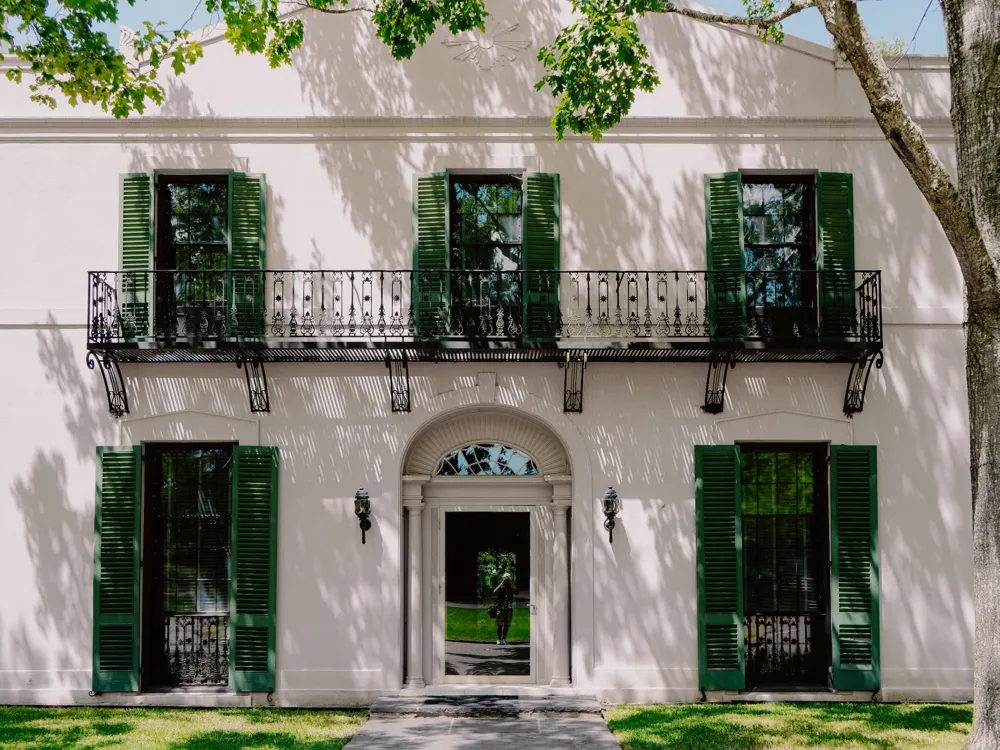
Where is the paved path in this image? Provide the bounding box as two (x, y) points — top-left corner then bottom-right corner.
(343, 715), (621, 749)
(344, 695), (622, 749)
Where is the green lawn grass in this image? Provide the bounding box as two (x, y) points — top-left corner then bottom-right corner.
(445, 605), (530, 643)
(0, 706), (365, 750)
(605, 702), (973, 750)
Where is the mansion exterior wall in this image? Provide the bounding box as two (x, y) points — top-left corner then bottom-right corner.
(0, 0), (971, 704)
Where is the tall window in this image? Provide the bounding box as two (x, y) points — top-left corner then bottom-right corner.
(154, 175), (229, 338)
(741, 176), (816, 318)
(142, 444), (233, 688)
(740, 443), (829, 688)
(449, 174), (523, 336)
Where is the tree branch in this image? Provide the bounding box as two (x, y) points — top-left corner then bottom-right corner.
(284, 1), (373, 13)
(814, 0), (995, 303)
(659, 0), (817, 30)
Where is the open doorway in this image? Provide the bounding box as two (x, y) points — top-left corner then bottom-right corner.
(443, 511), (531, 680)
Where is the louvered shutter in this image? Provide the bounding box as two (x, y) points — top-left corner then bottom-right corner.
(695, 445), (745, 690)
(704, 173), (746, 341)
(92, 446), (141, 692)
(119, 174), (154, 339)
(228, 173), (267, 339)
(522, 173), (560, 342)
(230, 445), (279, 692)
(818, 173), (857, 342)
(412, 172), (450, 339)
(831, 445), (880, 691)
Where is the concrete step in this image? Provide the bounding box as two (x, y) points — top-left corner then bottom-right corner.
(370, 694), (604, 717)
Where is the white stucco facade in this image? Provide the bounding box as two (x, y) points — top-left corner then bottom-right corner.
(0, 0), (972, 706)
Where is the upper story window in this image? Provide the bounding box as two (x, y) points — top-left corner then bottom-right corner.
(741, 175), (817, 312)
(449, 174), (524, 273)
(155, 175), (229, 271)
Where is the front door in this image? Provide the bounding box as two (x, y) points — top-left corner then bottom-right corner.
(442, 510), (534, 683)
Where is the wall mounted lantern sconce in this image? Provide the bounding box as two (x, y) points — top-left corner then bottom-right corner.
(355, 488), (372, 544)
(603, 486), (621, 544)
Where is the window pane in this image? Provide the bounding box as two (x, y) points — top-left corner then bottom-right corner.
(436, 443), (539, 476)
(450, 179), (523, 271)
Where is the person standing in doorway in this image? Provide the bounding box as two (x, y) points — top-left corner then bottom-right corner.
(493, 572), (517, 645)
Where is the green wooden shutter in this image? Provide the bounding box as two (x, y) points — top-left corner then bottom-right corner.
(695, 445), (745, 690)
(412, 172), (450, 340)
(522, 173), (561, 342)
(228, 173), (267, 340)
(818, 173), (856, 342)
(831, 445), (880, 691)
(230, 445), (279, 692)
(704, 173), (747, 341)
(119, 173), (154, 339)
(92, 446), (141, 693)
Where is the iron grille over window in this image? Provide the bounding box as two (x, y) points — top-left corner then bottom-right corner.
(740, 444), (829, 687)
(437, 443), (539, 476)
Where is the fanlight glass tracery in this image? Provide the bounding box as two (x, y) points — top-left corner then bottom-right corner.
(436, 443), (539, 476)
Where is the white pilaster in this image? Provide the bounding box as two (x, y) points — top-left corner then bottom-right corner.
(549, 478), (572, 687)
(402, 476), (429, 689)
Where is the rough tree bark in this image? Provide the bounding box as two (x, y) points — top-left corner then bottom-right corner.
(811, 1), (1000, 745)
(939, 3), (1000, 745)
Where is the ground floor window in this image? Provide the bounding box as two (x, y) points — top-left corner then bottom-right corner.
(141, 443), (234, 689)
(740, 443), (830, 689)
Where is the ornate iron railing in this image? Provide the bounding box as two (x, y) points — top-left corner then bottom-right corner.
(745, 614), (827, 687)
(163, 614), (230, 686)
(87, 269), (882, 348)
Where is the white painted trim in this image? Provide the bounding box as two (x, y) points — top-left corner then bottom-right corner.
(713, 409), (854, 445)
(0, 116), (955, 145)
(120, 410), (260, 445)
(404, 407), (571, 476)
(396, 387), (594, 690)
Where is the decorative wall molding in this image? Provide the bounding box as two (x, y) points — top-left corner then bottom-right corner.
(0, 114), (955, 144)
(403, 408), (571, 476)
(443, 19), (531, 71)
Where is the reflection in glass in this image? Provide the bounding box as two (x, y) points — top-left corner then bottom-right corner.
(741, 179), (814, 312)
(449, 175), (524, 335)
(437, 443), (539, 476)
(444, 513), (530, 678)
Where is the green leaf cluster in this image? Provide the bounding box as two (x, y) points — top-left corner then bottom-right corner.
(1, 0), (204, 116)
(536, 0), (659, 141)
(3, 0), (791, 135)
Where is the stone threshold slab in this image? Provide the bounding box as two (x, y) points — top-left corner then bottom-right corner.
(371, 695), (603, 717)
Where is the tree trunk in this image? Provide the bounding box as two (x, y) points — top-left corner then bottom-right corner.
(966, 301), (1000, 747)
(941, 3), (1000, 744)
(814, 2), (1000, 744)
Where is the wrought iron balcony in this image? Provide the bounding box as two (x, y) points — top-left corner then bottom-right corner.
(87, 268), (882, 364)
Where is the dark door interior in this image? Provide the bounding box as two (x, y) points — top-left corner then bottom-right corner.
(444, 512), (531, 677)
(740, 443), (830, 689)
(141, 443), (234, 690)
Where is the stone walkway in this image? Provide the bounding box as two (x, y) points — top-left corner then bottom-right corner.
(344, 695), (622, 749)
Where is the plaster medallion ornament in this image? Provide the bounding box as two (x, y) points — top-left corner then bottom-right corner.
(443, 20), (531, 71)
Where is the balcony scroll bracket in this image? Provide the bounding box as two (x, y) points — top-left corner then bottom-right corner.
(87, 350), (129, 418)
(386, 353), (411, 413)
(559, 352), (588, 413)
(702, 355), (735, 415)
(843, 349), (884, 417)
(236, 352), (271, 413)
